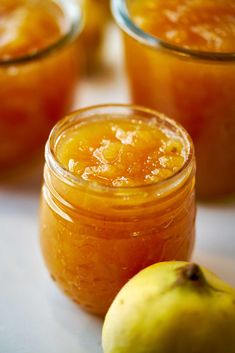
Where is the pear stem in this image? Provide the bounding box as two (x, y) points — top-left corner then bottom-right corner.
(183, 264), (203, 282)
(175, 263), (208, 289)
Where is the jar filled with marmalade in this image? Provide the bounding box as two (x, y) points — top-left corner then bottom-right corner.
(78, 0), (110, 72)
(40, 105), (196, 316)
(113, 0), (235, 198)
(0, 0), (83, 173)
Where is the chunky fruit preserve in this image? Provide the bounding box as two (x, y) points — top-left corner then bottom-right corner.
(40, 105), (196, 315)
(0, 0), (81, 172)
(56, 118), (187, 187)
(114, 0), (235, 198)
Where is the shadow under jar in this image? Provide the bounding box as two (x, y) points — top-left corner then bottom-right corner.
(112, 0), (235, 199)
(0, 0), (83, 173)
(40, 104), (196, 316)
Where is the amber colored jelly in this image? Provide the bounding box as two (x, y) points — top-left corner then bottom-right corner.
(113, 0), (235, 198)
(40, 105), (196, 315)
(0, 0), (82, 172)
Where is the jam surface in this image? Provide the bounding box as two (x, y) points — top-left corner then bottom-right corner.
(0, 0), (68, 60)
(55, 117), (187, 187)
(129, 0), (235, 52)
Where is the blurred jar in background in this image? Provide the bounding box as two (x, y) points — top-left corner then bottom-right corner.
(78, 0), (110, 73)
(113, 0), (235, 199)
(0, 0), (83, 174)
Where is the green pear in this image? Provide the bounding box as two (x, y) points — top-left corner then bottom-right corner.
(102, 261), (235, 353)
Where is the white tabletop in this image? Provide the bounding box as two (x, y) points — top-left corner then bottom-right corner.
(0, 27), (235, 353)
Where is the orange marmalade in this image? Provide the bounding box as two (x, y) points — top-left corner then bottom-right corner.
(40, 105), (196, 315)
(113, 0), (235, 198)
(0, 0), (82, 172)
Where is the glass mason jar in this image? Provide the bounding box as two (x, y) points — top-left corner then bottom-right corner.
(112, 0), (235, 199)
(0, 0), (83, 174)
(40, 104), (196, 316)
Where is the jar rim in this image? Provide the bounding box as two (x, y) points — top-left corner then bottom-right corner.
(45, 104), (195, 198)
(0, 0), (83, 66)
(112, 0), (235, 62)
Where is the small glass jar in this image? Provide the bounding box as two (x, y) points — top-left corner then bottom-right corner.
(0, 0), (83, 174)
(112, 0), (235, 199)
(40, 104), (196, 316)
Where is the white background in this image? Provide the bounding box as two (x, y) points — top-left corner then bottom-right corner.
(0, 28), (235, 353)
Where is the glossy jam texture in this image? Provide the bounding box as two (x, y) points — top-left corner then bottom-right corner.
(129, 0), (235, 52)
(40, 112), (196, 316)
(56, 118), (186, 187)
(0, 0), (79, 172)
(0, 0), (68, 59)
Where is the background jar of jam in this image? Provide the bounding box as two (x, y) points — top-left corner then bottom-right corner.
(112, 0), (235, 199)
(40, 104), (196, 316)
(0, 0), (83, 174)
(78, 0), (110, 72)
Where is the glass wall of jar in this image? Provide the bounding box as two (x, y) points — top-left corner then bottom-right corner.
(40, 104), (196, 316)
(112, 0), (235, 199)
(0, 0), (83, 174)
